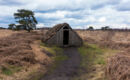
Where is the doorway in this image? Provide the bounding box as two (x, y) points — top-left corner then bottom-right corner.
(63, 30), (69, 45)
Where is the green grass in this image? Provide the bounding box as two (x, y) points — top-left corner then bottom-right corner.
(78, 43), (118, 67)
(78, 43), (104, 69)
(1, 65), (22, 76)
(96, 58), (106, 65)
(73, 42), (118, 80)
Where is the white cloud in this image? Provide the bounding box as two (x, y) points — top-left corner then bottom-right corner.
(75, 26), (83, 29)
(0, 6), (17, 17)
(36, 11), (70, 19)
(36, 23), (45, 28)
(0, 0), (130, 29)
(98, 17), (106, 22)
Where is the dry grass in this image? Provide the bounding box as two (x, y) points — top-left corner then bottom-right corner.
(77, 30), (130, 43)
(31, 41), (52, 65)
(106, 52), (130, 80)
(0, 30), (52, 80)
(77, 30), (130, 49)
(0, 31), (42, 66)
(0, 30), (129, 80)
(0, 30), (19, 38)
(0, 30), (64, 80)
(77, 30), (130, 80)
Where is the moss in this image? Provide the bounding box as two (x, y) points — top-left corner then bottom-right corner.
(1, 65), (22, 76)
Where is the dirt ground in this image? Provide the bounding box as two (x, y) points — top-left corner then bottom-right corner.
(41, 47), (81, 80)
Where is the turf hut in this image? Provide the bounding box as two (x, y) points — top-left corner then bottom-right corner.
(42, 23), (83, 47)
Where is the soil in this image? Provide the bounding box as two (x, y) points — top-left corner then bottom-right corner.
(41, 47), (81, 80)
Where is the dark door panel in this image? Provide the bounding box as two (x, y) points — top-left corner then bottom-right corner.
(63, 30), (69, 45)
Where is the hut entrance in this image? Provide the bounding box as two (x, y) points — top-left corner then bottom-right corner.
(63, 26), (69, 45)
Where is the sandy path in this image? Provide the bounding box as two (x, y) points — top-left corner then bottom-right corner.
(41, 47), (81, 80)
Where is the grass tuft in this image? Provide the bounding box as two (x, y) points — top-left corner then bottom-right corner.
(1, 65), (22, 76)
(1, 67), (13, 75)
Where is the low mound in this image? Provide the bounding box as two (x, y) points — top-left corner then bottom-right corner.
(106, 52), (130, 80)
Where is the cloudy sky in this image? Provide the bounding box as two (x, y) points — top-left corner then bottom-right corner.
(0, 0), (130, 29)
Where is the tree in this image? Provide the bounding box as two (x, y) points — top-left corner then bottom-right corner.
(101, 26), (110, 30)
(87, 26), (94, 30)
(14, 9), (38, 32)
(8, 24), (15, 30)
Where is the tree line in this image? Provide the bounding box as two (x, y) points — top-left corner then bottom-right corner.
(87, 26), (111, 30)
